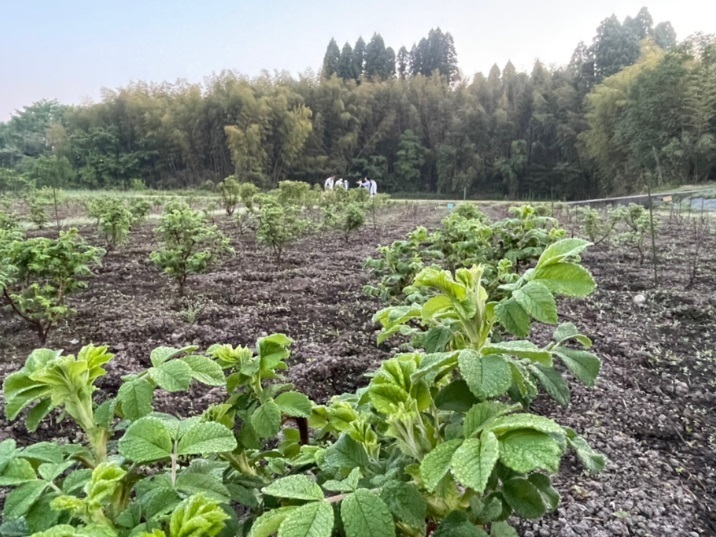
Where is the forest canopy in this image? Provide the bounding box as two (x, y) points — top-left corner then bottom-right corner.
(1, 7), (714, 200)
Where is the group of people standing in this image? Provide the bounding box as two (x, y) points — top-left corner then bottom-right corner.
(324, 176), (378, 196)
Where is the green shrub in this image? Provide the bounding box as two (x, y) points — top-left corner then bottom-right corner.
(257, 197), (309, 264)
(98, 200), (134, 250)
(0, 229), (105, 343)
(218, 176), (241, 216)
(150, 202), (233, 296)
(239, 182), (260, 211)
(128, 198), (153, 225)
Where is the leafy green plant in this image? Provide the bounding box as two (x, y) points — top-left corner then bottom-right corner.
(277, 180), (311, 207)
(614, 204), (655, 264)
(128, 199), (153, 225)
(1, 343), (239, 536)
(577, 206), (619, 246)
(257, 197), (309, 264)
(28, 199), (49, 230)
(239, 182), (260, 212)
(150, 202), (233, 296)
(218, 176), (241, 216)
(0, 229), (104, 343)
(98, 200), (134, 250)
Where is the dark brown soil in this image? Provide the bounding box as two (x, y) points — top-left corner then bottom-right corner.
(1, 206), (714, 537)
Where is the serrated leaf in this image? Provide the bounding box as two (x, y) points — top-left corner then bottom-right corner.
(450, 432), (499, 494)
(37, 461), (74, 482)
(275, 391), (313, 418)
(278, 500), (334, 537)
(490, 521), (519, 537)
(420, 439), (463, 492)
(533, 263), (595, 297)
(175, 473), (230, 502)
(433, 511), (488, 537)
(150, 346), (196, 367)
(251, 399), (282, 439)
(421, 295), (452, 318)
(564, 428), (606, 474)
(513, 282), (557, 324)
(553, 323), (592, 348)
(488, 414), (564, 436)
(527, 473), (560, 512)
(379, 481), (426, 531)
(341, 489), (395, 537)
(118, 416), (173, 463)
(62, 469), (91, 494)
(529, 364), (570, 407)
(0, 459), (37, 486)
(463, 402), (517, 438)
(177, 421), (237, 456)
(20, 443), (64, 464)
(537, 238), (590, 267)
(25, 398), (53, 432)
(263, 475), (324, 501)
(498, 430), (561, 474)
(435, 380), (478, 412)
(249, 507), (297, 537)
(323, 434), (369, 470)
(140, 486), (180, 520)
(495, 299), (530, 338)
(501, 477), (549, 519)
(117, 378), (154, 420)
(3, 480), (48, 519)
(94, 398), (117, 429)
(459, 351), (511, 399)
(422, 325), (453, 353)
(180, 355), (226, 386)
(481, 341), (552, 367)
(149, 360), (192, 392)
(554, 349), (601, 386)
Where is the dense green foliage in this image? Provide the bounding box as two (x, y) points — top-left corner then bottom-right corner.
(1, 9), (708, 199)
(0, 229), (104, 343)
(1, 236), (604, 536)
(256, 197), (310, 264)
(364, 204), (564, 304)
(150, 202), (233, 296)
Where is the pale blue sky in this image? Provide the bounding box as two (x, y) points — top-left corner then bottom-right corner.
(1, 0), (714, 120)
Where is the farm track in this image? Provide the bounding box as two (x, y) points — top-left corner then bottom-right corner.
(0, 206), (714, 536)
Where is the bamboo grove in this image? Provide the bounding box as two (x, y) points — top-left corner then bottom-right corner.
(1, 8), (715, 200)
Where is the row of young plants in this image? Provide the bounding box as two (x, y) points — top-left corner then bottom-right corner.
(0, 181), (387, 343)
(1, 229), (604, 536)
(363, 204), (565, 305)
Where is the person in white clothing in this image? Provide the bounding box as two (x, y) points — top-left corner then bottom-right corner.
(324, 176), (334, 190)
(369, 179), (377, 197)
(358, 177), (370, 190)
(342, 178), (349, 190)
(335, 178), (344, 189)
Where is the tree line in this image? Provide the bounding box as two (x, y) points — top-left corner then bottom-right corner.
(0, 7), (714, 199)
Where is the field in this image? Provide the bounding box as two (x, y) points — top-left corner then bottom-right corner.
(0, 195), (714, 536)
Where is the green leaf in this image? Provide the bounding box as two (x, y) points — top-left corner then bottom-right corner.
(150, 345), (196, 367)
(263, 475), (324, 501)
(553, 323), (591, 348)
(117, 378), (154, 420)
(501, 477), (549, 519)
(513, 282), (557, 324)
(175, 473), (230, 502)
(149, 360), (193, 392)
(537, 238), (590, 267)
(25, 398), (53, 432)
(3, 371), (50, 421)
(490, 521), (519, 537)
(275, 391), (313, 418)
(488, 413), (564, 436)
(180, 355), (226, 386)
(379, 481), (426, 531)
(527, 473), (560, 512)
(278, 500), (334, 537)
(3, 480), (48, 519)
(533, 263), (596, 297)
(177, 422), (237, 456)
(94, 398), (117, 429)
(498, 430), (561, 474)
(463, 402), (517, 438)
(251, 399), (282, 439)
(433, 511), (488, 537)
(564, 428), (606, 474)
(168, 494), (229, 537)
(450, 432), (499, 494)
(422, 325), (453, 353)
(529, 364), (570, 407)
(420, 439), (463, 492)
(0, 459), (37, 486)
(20, 443), (64, 464)
(37, 461), (74, 482)
(323, 434), (369, 470)
(421, 295), (452, 318)
(481, 341), (552, 367)
(341, 489), (395, 537)
(554, 349), (601, 386)
(459, 351), (511, 399)
(118, 416), (173, 463)
(494, 300), (530, 338)
(435, 380), (478, 412)
(249, 507), (297, 537)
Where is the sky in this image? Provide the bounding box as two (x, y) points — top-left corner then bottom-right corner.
(1, 0), (715, 121)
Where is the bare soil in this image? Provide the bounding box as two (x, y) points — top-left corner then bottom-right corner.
(0, 205), (714, 536)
